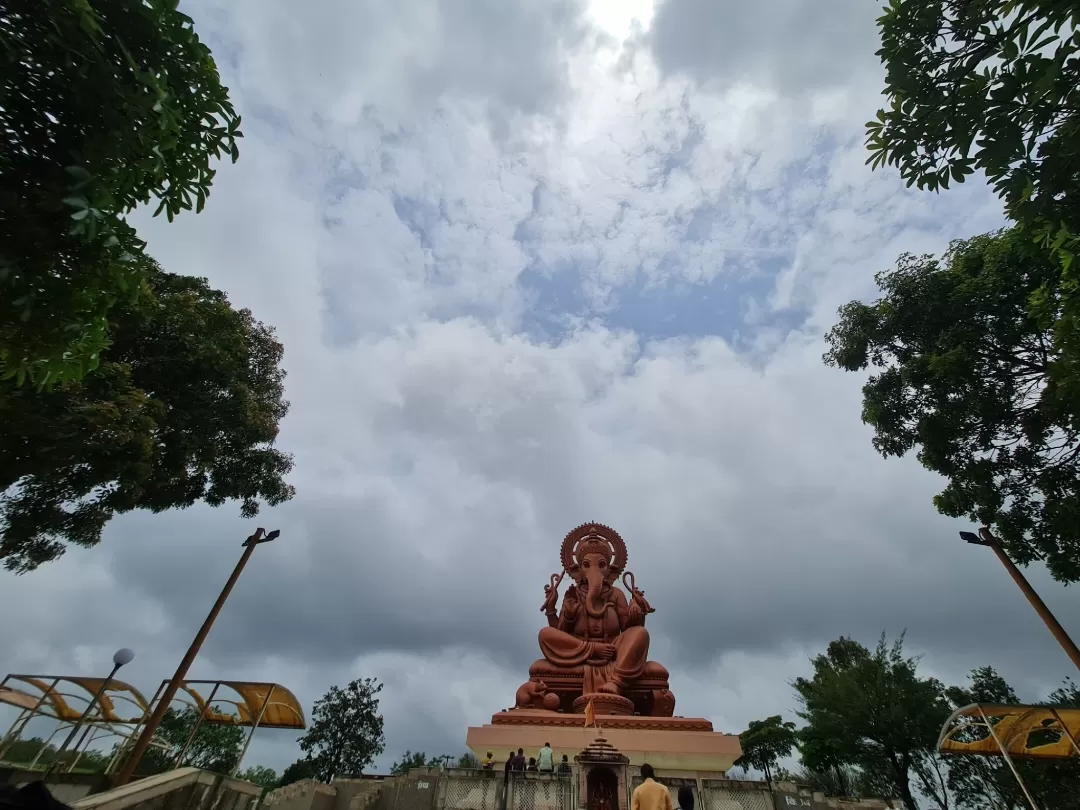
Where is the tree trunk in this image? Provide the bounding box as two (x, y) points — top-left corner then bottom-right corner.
(896, 772), (918, 810)
(890, 756), (917, 810)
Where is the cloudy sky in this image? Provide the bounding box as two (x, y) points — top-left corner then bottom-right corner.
(4, 0), (1079, 777)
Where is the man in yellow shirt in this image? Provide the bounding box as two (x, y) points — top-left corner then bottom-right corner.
(631, 764), (673, 810)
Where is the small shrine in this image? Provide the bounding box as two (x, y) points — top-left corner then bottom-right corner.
(466, 523), (742, 776)
(575, 736), (629, 810)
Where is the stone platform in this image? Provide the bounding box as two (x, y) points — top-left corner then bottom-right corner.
(466, 710), (741, 773)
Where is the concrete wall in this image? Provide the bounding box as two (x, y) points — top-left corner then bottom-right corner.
(332, 778), (390, 810)
(264, 779), (338, 810)
(267, 768), (903, 810)
(0, 767), (109, 805)
(70, 767), (263, 810)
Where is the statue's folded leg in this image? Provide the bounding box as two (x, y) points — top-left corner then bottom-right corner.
(608, 625), (649, 688)
(538, 626), (592, 668)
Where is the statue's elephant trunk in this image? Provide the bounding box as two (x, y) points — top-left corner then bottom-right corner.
(584, 567), (607, 618)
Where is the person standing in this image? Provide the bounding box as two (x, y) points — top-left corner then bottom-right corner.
(631, 764), (673, 810)
(501, 750), (516, 810)
(676, 786), (695, 810)
(512, 748), (527, 771)
(557, 754), (572, 775)
(537, 742), (554, 773)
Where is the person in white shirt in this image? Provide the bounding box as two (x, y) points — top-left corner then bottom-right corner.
(537, 742), (554, 772)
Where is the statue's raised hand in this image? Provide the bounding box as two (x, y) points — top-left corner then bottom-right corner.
(541, 572), (564, 614)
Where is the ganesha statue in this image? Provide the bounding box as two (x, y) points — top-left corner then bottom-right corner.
(515, 523), (676, 717)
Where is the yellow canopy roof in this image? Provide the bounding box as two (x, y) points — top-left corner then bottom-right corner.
(938, 703), (1080, 760)
(2, 676), (147, 723)
(171, 681), (306, 730)
(0, 686), (46, 713)
(67, 677), (150, 722)
(2, 675), (305, 730)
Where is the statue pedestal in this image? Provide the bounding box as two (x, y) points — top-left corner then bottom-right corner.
(572, 694), (633, 716)
(466, 710), (742, 774)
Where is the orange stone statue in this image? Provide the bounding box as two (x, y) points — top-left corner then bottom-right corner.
(515, 523), (676, 717)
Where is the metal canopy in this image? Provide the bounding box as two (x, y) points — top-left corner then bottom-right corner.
(1, 676), (149, 723)
(938, 703), (1080, 760)
(1, 674), (305, 777)
(0, 675), (305, 729)
(169, 680), (306, 730)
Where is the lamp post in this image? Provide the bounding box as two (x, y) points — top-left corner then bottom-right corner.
(46, 648), (135, 777)
(113, 528), (280, 786)
(961, 527), (1080, 672)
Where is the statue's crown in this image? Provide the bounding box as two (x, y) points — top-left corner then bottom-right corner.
(560, 522), (627, 574)
(576, 536), (612, 561)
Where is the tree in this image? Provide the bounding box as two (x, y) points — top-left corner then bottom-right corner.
(866, 0), (1079, 258)
(278, 758), (319, 787)
(391, 750), (440, 774)
(793, 634), (952, 810)
(238, 765), (279, 790)
(1, 737), (109, 772)
(824, 229), (1080, 582)
(797, 724), (861, 797)
(0, 262), (294, 572)
(135, 706), (245, 775)
(0, 0), (241, 387)
(456, 752), (480, 769)
(788, 765), (886, 801)
(734, 716), (797, 784)
(944, 667), (1028, 810)
(298, 678), (385, 782)
(866, 0), (1080, 410)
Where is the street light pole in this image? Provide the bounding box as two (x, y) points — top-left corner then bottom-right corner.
(961, 527), (1080, 672)
(113, 528), (280, 786)
(45, 648), (135, 777)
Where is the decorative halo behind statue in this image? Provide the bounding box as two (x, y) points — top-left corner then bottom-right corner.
(559, 522), (628, 577)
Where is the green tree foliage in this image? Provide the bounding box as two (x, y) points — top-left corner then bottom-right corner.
(866, 0), (1080, 411)
(734, 716), (797, 783)
(0, 737), (110, 772)
(868, 0), (1079, 233)
(238, 765), (279, 790)
(0, 0), (241, 387)
(944, 667), (1028, 810)
(298, 678), (386, 782)
(787, 765), (891, 801)
(795, 726), (895, 798)
(0, 262), (294, 572)
(456, 752), (480, 769)
(135, 706), (245, 775)
(278, 758), (319, 787)
(824, 229), (1080, 581)
(390, 750), (442, 774)
(793, 634), (952, 810)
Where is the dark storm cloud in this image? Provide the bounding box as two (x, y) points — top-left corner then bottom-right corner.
(99, 504), (543, 672)
(647, 0), (882, 96)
